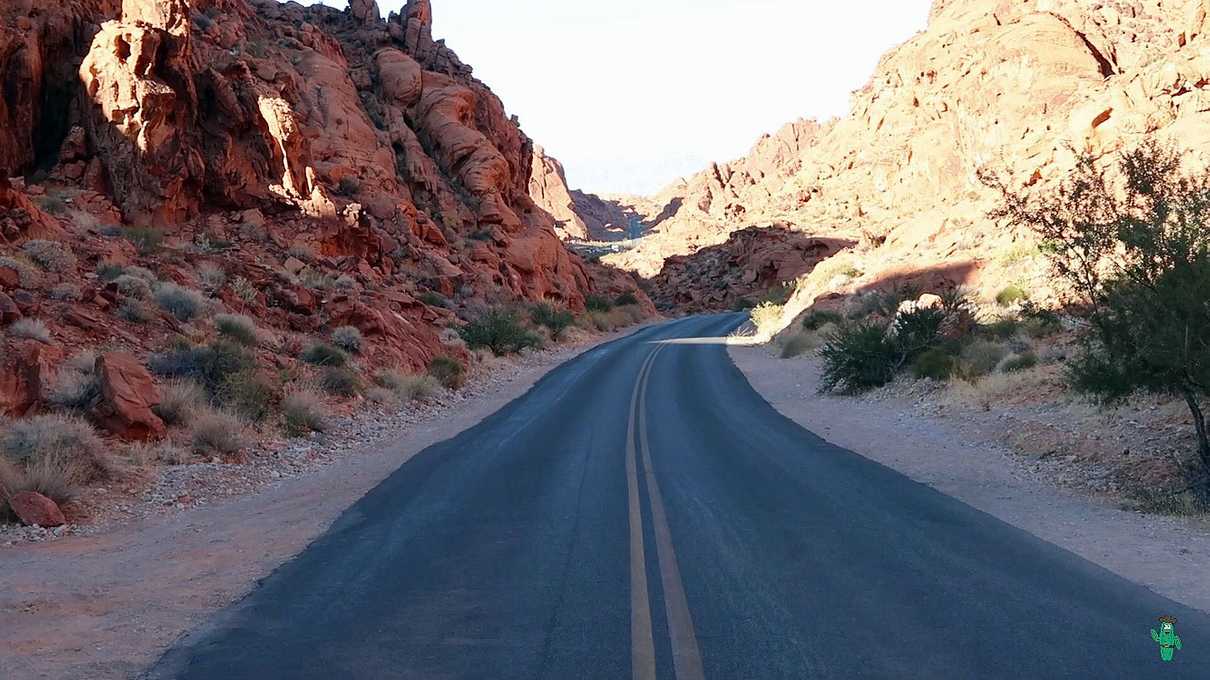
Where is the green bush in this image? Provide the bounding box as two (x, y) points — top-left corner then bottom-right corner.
(802, 310), (843, 331)
(149, 340), (253, 396)
(332, 326), (364, 354)
(614, 292), (640, 307)
(320, 367), (362, 397)
(995, 285), (1028, 307)
(124, 227), (164, 255)
(819, 323), (900, 393)
(215, 314), (258, 346)
(300, 342), (349, 367)
(585, 295), (613, 313)
(1001, 353), (1040, 373)
(982, 318), (1022, 340)
(959, 340), (1008, 380)
(154, 282), (208, 322)
(428, 356), (465, 390)
(912, 348), (957, 381)
(420, 292), (449, 308)
(891, 307), (945, 359)
(530, 303), (575, 340)
(459, 309), (541, 355)
(217, 370), (277, 422)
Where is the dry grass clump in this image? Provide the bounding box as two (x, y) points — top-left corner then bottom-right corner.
(21, 239), (77, 272)
(126, 440), (193, 468)
(154, 282), (209, 322)
(375, 369), (440, 402)
(331, 325), (363, 354)
(0, 414), (119, 501)
(282, 388), (328, 436)
(189, 409), (248, 457)
(215, 313), (258, 346)
(319, 367), (361, 397)
(300, 342), (348, 367)
(428, 356), (465, 390)
(47, 352), (101, 411)
(153, 380), (207, 426)
(49, 283), (81, 301)
(8, 318), (52, 343)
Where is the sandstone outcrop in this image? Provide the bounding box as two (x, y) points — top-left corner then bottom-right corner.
(91, 352), (164, 441)
(605, 0), (1210, 312)
(8, 490), (66, 528)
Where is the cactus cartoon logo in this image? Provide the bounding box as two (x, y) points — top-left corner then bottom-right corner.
(1150, 615), (1183, 662)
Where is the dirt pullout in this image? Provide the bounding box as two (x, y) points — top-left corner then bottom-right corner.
(728, 344), (1210, 614)
(0, 328), (648, 680)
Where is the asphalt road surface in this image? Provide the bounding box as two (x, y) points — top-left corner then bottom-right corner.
(150, 314), (1210, 679)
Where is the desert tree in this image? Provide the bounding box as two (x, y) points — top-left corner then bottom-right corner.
(983, 141), (1210, 493)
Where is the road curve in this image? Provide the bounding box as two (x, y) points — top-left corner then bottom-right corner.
(150, 314), (1210, 679)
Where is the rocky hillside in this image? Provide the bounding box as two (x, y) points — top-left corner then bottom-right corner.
(606, 0), (1210, 310)
(529, 146), (641, 242)
(0, 0), (653, 525)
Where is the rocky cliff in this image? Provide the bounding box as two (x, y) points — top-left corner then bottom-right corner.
(0, 0), (648, 404)
(608, 0), (1210, 309)
(529, 146), (642, 242)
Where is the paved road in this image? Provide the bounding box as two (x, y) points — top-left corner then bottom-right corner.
(151, 314), (1210, 679)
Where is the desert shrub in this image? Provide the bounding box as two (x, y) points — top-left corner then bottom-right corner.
(337, 176), (360, 196)
(459, 309), (540, 355)
(1019, 303), (1063, 338)
(995, 285), (1029, 307)
(298, 267), (337, 290)
(154, 380), (207, 426)
(0, 256), (40, 288)
(124, 227), (164, 255)
(530, 303), (575, 340)
(0, 414), (116, 501)
(779, 331), (818, 359)
(986, 140), (1210, 492)
(215, 314), (258, 346)
(802, 310), (843, 331)
(1001, 353), (1040, 373)
(230, 276), (258, 304)
(982, 318), (1022, 340)
(912, 348), (957, 381)
(732, 298), (755, 311)
(118, 301), (155, 323)
(300, 342), (348, 367)
(420, 292), (449, 308)
(287, 243), (316, 262)
(891, 307), (946, 359)
(149, 339), (252, 396)
(190, 409), (247, 457)
(958, 340), (1008, 380)
(334, 275), (357, 292)
(428, 356), (465, 390)
(819, 323), (900, 393)
(217, 370), (277, 422)
(331, 325), (363, 354)
(154, 282), (208, 321)
(614, 292), (640, 307)
(49, 283), (81, 302)
(9, 318), (51, 343)
(35, 193), (68, 215)
(376, 369), (439, 401)
(113, 274), (153, 300)
(97, 262), (125, 281)
(750, 302), (784, 336)
(282, 389), (328, 436)
(198, 262), (227, 292)
(585, 295), (613, 313)
(319, 367), (361, 397)
(127, 440), (193, 467)
(21, 240), (76, 272)
(760, 283), (795, 306)
(47, 355), (100, 411)
(125, 265), (157, 281)
(366, 387), (397, 405)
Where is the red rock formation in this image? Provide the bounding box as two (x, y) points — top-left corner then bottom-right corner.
(8, 490), (67, 527)
(529, 146), (645, 241)
(91, 352), (165, 441)
(0, 340), (63, 417)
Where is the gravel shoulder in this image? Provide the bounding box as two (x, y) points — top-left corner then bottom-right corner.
(729, 343), (1210, 614)
(0, 326), (650, 680)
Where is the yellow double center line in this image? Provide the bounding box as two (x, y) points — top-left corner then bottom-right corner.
(627, 345), (705, 680)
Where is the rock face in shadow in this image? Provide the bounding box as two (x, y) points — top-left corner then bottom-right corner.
(0, 0), (648, 375)
(528, 145), (644, 242)
(606, 0), (1210, 301)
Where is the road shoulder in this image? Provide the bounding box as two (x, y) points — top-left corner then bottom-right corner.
(728, 344), (1210, 614)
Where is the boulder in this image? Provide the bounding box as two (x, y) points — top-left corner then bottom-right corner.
(8, 491), (66, 528)
(91, 352), (165, 441)
(0, 340), (63, 416)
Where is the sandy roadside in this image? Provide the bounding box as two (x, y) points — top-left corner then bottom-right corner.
(0, 325), (651, 680)
(729, 344), (1210, 614)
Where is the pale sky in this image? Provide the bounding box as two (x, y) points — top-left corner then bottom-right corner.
(310, 0), (932, 196)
